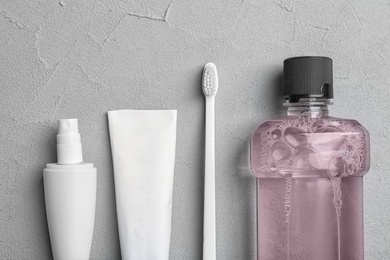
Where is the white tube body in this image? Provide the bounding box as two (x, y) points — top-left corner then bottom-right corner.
(43, 163), (97, 260)
(108, 110), (177, 260)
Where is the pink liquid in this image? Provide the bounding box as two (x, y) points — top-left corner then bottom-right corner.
(251, 116), (369, 260)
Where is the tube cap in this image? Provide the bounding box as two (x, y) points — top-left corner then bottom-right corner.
(57, 118), (83, 164)
(283, 56), (333, 101)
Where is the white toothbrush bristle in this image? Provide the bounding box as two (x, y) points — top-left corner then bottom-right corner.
(202, 63), (218, 96)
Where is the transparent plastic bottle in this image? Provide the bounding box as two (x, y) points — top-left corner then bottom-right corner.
(250, 57), (370, 260)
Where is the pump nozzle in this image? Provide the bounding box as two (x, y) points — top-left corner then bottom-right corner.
(57, 118), (83, 164)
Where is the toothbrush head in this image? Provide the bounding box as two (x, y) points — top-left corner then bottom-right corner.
(202, 62), (218, 96)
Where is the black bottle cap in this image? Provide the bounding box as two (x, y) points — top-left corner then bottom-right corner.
(283, 56), (333, 102)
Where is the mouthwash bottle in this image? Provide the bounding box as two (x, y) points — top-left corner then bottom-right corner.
(250, 56), (370, 260)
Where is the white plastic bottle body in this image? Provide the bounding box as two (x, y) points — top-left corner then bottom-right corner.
(44, 163), (97, 260)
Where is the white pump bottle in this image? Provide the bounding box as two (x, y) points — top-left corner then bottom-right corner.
(43, 118), (97, 260)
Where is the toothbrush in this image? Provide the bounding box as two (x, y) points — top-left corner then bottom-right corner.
(202, 62), (218, 260)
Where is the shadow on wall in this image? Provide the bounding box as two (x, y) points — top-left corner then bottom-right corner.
(234, 70), (284, 259)
(269, 71), (285, 116)
(39, 126), (58, 258)
(104, 113), (122, 259)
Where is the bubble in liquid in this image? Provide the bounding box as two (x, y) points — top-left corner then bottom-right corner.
(270, 162), (277, 171)
(319, 126), (338, 133)
(313, 120), (325, 129)
(278, 170), (293, 178)
(331, 178), (343, 216)
(284, 178), (292, 223)
(270, 142), (291, 161)
(284, 127), (308, 147)
(293, 148), (313, 170)
(271, 129), (282, 140)
(328, 157), (347, 178)
(309, 151), (330, 170)
(346, 164), (355, 175)
(311, 127), (345, 157)
(330, 121), (341, 127)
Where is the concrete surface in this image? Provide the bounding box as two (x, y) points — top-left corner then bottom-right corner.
(0, 0), (389, 259)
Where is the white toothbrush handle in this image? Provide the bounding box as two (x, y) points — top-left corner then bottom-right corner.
(204, 96), (216, 260)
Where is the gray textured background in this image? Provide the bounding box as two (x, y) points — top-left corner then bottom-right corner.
(0, 0), (389, 259)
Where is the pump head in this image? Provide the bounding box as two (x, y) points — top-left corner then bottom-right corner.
(57, 118), (83, 164)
